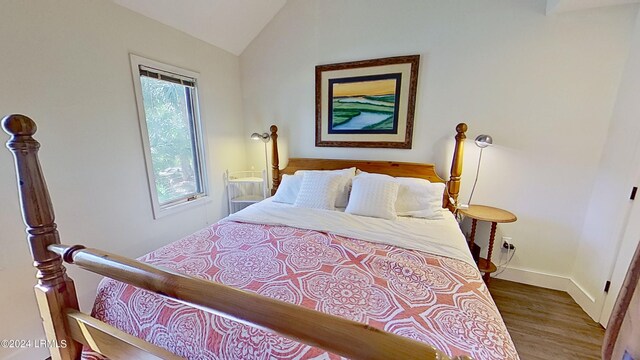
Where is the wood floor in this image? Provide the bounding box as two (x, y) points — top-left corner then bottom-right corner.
(489, 278), (605, 360)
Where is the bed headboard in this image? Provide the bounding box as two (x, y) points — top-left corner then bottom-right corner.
(269, 123), (468, 212)
(280, 158), (445, 182)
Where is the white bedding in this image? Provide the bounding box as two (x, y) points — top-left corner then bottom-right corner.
(226, 198), (475, 267)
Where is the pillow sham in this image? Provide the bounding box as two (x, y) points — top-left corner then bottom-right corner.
(293, 172), (343, 210)
(271, 174), (303, 204)
(295, 167), (356, 208)
(395, 177), (446, 219)
(355, 170), (446, 219)
(345, 173), (399, 220)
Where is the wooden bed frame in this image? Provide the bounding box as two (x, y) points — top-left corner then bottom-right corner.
(603, 241), (640, 360)
(3, 114), (473, 360)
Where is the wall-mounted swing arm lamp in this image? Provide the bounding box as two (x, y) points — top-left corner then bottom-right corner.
(250, 132), (271, 187)
(250, 132), (270, 143)
(465, 134), (493, 207)
(475, 134), (493, 148)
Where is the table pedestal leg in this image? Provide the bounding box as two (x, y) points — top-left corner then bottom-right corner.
(483, 221), (498, 284)
(469, 219), (477, 263)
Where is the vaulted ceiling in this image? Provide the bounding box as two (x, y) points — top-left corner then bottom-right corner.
(111, 0), (287, 56)
(111, 0), (638, 56)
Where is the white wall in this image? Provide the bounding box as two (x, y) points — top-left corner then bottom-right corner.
(572, 8), (640, 321)
(0, 1), (246, 359)
(241, 0), (637, 290)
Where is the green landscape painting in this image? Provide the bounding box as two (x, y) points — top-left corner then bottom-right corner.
(329, 74), (400, 134)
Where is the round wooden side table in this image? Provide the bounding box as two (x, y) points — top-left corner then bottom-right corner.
(458, 205), (517, 284)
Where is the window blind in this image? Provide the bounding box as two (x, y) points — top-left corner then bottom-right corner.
(139, 65), (196, 87)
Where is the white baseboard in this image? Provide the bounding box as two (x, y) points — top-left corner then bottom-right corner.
(493, 266), (600, 321)
(493, 266), (569, 291)
(566, 278), (600, 321)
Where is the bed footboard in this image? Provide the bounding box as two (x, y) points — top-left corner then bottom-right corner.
(49, 244), (470, 360)
(4, 114), (471, 360)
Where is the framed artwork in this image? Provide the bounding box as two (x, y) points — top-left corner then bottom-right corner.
(315, 55), (420, 148)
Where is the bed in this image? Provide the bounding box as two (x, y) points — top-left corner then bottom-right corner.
(81, 198), (517, 360)
(4, 115), (518, 360)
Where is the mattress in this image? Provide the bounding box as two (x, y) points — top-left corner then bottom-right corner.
(81, 200), (518, 359)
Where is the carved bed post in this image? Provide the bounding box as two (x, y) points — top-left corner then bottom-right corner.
(2, 115), (82, 360)
(270, 125), (280, 195)
(445, 123), (467, 212)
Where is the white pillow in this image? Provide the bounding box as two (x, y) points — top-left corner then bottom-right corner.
(295, 167), (356, 208)
(395, 177), (446, 219)
(272, 174), (303, 204)
(293, 172), (343, 210)
(345, 173), (399, 220)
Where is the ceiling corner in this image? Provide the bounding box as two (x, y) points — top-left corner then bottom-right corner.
(546, 0), (640, 15)
(111, 0), (287, 56)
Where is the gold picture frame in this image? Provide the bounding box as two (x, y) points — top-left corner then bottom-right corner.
(315, 55), (420, 149)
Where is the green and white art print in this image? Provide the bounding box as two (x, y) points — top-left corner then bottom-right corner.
(329, 74), (400, 133)
(316, 55), (419, 149)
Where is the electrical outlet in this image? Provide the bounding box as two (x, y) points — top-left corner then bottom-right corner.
(502, 236), (515, 250)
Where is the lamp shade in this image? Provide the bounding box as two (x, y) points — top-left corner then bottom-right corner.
(251, 132), (270, 143)
(474, 134), (493, 148)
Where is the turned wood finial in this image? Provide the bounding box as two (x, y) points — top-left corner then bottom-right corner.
(455, 122), (468, 135)
(445, 122), (467, 212)
(2, 114), (38, 136)
(270, 125), (280, 195)
(3, 114), (65, 285)
(4, 114), (83, 358)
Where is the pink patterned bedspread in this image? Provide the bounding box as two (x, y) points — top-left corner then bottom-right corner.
(82, 221), (518, 360)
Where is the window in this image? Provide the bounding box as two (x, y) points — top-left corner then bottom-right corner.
(130, 55), (208, 218)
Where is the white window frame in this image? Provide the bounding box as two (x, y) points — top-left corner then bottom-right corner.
(130, 54), (210, 219)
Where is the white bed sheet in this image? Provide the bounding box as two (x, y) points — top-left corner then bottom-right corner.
(226, 198), (475, 267)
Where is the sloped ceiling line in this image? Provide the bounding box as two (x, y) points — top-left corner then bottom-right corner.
(112, 0), (638, 53)
(111, 0), (287, 56)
